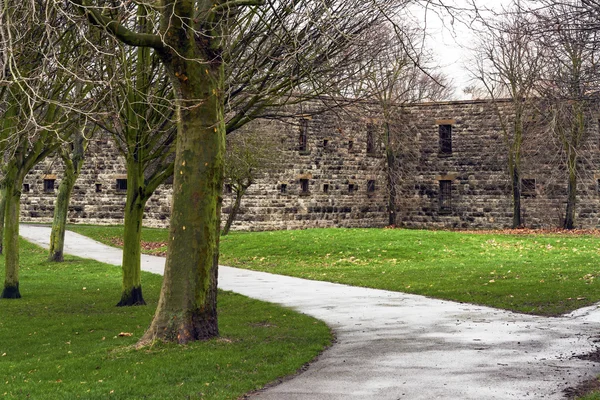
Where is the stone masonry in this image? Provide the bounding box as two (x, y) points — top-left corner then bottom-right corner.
(17, 98), (600, 231)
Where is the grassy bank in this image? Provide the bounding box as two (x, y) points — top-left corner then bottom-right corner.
(0, 239), (331, 399)
(67, 225), (600, 316)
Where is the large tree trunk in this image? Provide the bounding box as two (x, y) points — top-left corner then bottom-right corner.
(221, 187), (245, 236)
(564, 151), (577, 230)
(118, 160), (147, 306)
(138, 47), (225, 344)
(1, 177), (22, 299)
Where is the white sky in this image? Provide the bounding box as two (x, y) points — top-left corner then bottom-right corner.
(406, 0), (515, 100)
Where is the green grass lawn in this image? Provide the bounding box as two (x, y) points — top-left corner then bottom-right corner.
(67, 225), (600, 316)
(0, 239), (331, 399)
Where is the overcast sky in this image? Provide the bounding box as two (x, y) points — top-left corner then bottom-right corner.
(406, 0), (515, 100)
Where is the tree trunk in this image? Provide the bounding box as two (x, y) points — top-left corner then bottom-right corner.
(49, 135), (86, 262)
(221, 187), (245, 236)
(511, 161), (522, 228)
(383, 121), (397, 226)
(0, 187), (6, 256)
(118, 160), (147, 306)
(1, 178), (22, 299)
(386, 148), (397, 226)
(564, 151), (577, 230)
(138, 48), (225, 344)
(48, 166), (76, 262)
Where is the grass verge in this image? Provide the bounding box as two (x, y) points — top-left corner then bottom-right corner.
(66, 225), (600, 316)
(0, 239), (331, 399)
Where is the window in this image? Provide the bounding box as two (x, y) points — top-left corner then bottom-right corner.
(367, 180), (376, 193)
(22, 184), (30, 193)
(439, 180), (452, 213)
(43, 179), (55, 193)
(298, 119), (308, 152)
(323, 183), (329, 193)
(348, 140), (354, 151)
(439, 124), (452, 155)
(521, 178), (536, 198)
(348, 183), (356, 194)
(323, 139), (329, 148)
(280, 184), (287, 194)
(366, 124), (376, 154)
(116, 178), (127, 191)
(300, 179), (309, 194)
(224, 183), (233, 194)
(95, 183), (102, 193)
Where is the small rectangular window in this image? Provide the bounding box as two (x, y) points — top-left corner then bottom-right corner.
(280, 184), (287, 194)
(323, 183), (329, 193)
(43, 179), (55, 193)
(439, 180), (452, 213)
(116, 178), (127, 191)
(300, 179), (309, 194)
(366, 124), (376, 154)
(323, 139), (329, 148)
(367, 180), (376, 193)
(439, 124), (452, 155)
(224, 183), (233, 194)
(22, 184), (30, 193)
(348, 183), (356, 194)
(521, 178), (536, 198)
(348, 140), (354, 151)
(299, 119), (308, 152)
(95, 183), (102, 193)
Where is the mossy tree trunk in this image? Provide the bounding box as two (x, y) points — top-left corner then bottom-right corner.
(118, 158), (148, 306)
(0, 187), (6, 255)
(48, 133), (87, 262)
(137, 0), (226, 344)
(2, 175), (22, 299)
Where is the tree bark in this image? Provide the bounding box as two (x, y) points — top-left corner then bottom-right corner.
(48, 134), (86, 262)
(138, 29), (225, 344)
(0, 187), (6, 255)
(118, 159), (147, 306)
(221, 186), (245, 236)
(1, 177), (22, 299)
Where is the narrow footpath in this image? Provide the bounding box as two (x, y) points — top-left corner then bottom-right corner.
(19, 225), (600, 399)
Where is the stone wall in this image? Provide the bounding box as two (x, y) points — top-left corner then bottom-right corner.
(394, 99), (600, 229)
(17, 98), (600, 231)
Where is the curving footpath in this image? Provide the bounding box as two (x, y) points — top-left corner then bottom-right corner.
(19, 225), (600, 399)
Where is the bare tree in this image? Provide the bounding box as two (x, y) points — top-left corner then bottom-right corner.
(344, 22), (452, 225)
(0, 1), (81, 298)
(533, 0), (600, 229)
(64, 0), (410, 344)
(469, 1), (545, 228)
(221, 129), (283, 236)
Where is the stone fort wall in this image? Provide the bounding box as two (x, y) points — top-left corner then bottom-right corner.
(18, 99), (600, 230)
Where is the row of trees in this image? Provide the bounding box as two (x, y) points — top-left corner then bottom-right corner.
(0, 0), (450, 345)
(468, 0), (600, 229)
(3, 0), (595, 346)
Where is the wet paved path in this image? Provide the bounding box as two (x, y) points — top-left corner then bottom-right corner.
(20, 225), (600, 399)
